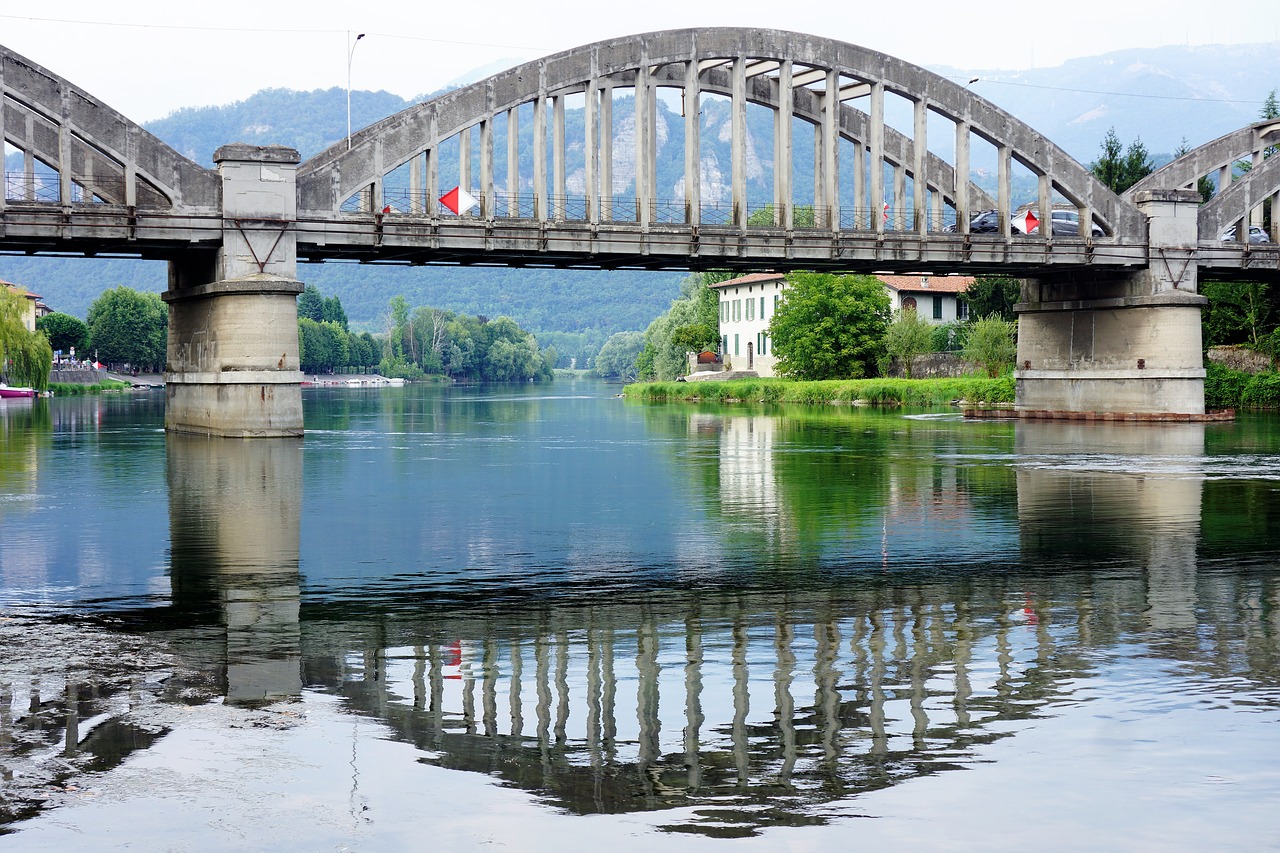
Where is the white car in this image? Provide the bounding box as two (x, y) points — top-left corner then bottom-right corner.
(1220, 225), (1272, 244)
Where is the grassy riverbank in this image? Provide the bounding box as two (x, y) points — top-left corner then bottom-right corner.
(48, 380), (134, 396)
(623, 375), (1015, 406)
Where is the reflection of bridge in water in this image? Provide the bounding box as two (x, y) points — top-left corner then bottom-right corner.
(5, 31), (1280, 433)
(4, 419), (1279, 834)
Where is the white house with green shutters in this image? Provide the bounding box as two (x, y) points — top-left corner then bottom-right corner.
(708, 272), (973, 378)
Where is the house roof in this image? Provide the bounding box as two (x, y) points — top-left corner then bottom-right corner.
(877, 274), (972, 295)
(707, 272), (787, 289)
(2, 281), (40, 301)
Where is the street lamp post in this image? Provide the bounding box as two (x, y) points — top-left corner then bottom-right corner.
(347, 32), (366, 151)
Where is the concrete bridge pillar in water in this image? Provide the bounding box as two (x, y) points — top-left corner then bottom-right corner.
(1015, 189), (1207, 417)
(163, 145), (304, 437)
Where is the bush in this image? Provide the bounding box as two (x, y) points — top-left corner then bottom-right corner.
(1204, 362), (1250, 409)
(1242, 372), (1280, 408)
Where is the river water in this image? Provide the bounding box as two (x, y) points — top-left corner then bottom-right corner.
(1, 381), (1278, 851)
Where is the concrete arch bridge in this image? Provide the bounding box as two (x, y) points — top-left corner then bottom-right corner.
(3, 29), (1279, 435)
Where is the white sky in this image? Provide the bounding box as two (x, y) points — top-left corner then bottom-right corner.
(3, 1), (1279, 122)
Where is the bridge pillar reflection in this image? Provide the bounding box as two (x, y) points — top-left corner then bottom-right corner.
(1016, 189), (1207, 416)
(167, 433), (303, 705)
(163, 145), (304, 437)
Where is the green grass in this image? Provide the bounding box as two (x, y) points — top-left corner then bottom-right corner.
(48, 380), (135, 396)
(623, 376), (1015, 406)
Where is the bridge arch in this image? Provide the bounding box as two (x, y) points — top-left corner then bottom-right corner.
(1126, 119), (1280, 246)
(1, 45), (219, 212)
(298, 28), (1141, 241)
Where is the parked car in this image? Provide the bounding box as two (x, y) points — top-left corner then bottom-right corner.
(943, 209), (1001, 233)
(1220, 225), (1272, 244)
(1013, 209), (1104, 237)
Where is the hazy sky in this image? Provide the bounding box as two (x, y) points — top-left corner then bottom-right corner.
(4, 1), (1279, 122)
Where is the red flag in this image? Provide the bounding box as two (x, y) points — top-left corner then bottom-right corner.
(439, 186), (478, 215)
(1014, 209), (1040, 234)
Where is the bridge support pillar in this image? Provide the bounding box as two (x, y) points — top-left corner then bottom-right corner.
(1015, 189), (1209, 418)
(163, 145), (304, 437)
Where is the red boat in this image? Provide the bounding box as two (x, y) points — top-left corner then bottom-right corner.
(0, 385), (37, 398)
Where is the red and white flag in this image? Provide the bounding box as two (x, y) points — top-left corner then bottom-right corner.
(1013, 209), (1039, 234)
(439, 186), (478, 215)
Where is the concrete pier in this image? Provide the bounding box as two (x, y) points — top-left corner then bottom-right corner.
(1014, 189), (1209, 417)
(163, 145), (304, 437)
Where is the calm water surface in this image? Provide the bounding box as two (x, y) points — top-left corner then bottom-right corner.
(1, 380), (1279, 850)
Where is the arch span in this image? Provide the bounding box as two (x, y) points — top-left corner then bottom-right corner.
(298, 28), (1140, 242)
(1, 44), (219, 211)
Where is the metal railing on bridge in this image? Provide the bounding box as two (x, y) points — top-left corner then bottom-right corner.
(4, 172), (130, 205)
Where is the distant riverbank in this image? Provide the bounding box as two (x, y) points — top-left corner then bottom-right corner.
(623, 375), (1015, 407)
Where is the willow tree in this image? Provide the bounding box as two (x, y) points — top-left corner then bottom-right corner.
(0, 287), (53, 391)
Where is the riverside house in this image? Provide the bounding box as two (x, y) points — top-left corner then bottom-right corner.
(709, 272), (974, 378)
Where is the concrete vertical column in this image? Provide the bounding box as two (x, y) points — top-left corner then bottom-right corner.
(997, 144), (1012, 236)
(684, 59), (701, 225)
(58, 88), (73, 205)
(480, 117), (493, 219)
(823, 69), (839, 231)
(553, 95), (565, 219)
(870, 81), (885, 234)
(600, 82), (614, 221)
(554, 629), (570, 742)
(585, 79), (598, 224)
(913, 98), (927, 234)
(852, 137), (865, 228)
(954, 120), (970, 232)
(1037, 173), (1052, 238)
(426, 111), (439, 217)
(409, 151), (422, 214)
(459, 126), (472, 205)
(731, 56), (747, 227)
(506, 107), (519, 217)
(0, 56), (6, 215)
(635, 54), (652, 225)
(893, 164), (906, 230)
(776, 60), (793, 228)
(22, 115), (35, 201)
(533, 93), (547, 221)
(163, 145), (303, 437)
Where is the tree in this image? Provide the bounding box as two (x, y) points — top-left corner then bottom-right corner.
(963, 315), (1017, 378)
(882, 307), (934, 378)
(36, 312), (88, 355)
(0, 287), (53, 390)
(297, 285), (325, 322)
(768, 273), (890, 380)
(636, 272), (727, 381)
(1091, 127), (1153, 193)
(961, 276), (1021, 321)
(86, 286), (167, 370)
(321, 295), (348, 329)
(592, 331), (645, 381)
(1174, 137), (1215, 203)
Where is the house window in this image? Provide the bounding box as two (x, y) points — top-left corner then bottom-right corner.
(774, 294), (780, 311)
(722, 335), (729, 354)
(734, 334), (739, 356)
(933, 296), (943, 320)
(746, 299), (755, 321)
(734, 300), (741, 322)
(757, 331), (767, 355)
(720, 300), (728, 323)
(760, 296), (766, 318)
(957, 300), (969, 321)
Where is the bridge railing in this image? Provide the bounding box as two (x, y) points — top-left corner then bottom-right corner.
(5, 172), (139, 206)
(334, 191), (1067, 239)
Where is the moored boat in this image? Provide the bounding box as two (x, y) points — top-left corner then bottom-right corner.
(0, 384), (38, 398)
